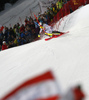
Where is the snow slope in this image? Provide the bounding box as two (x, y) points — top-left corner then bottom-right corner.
(0, 2), (89, 100)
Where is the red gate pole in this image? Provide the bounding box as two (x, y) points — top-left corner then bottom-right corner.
(33, 13), (49, 36)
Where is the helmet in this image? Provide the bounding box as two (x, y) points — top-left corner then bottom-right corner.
(39, 22), (42, 26)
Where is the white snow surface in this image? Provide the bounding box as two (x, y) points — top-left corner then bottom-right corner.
(0, 0), (89, 100)
(5, 3), (12, 10)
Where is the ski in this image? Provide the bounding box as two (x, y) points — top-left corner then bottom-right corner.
(45, 31), (69, 41)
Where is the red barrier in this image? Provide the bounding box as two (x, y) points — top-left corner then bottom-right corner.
(65, 2), (70, 15)
(87, 0), (89, 4)
(60, 8), (63, 18)
(63, 4), (67, 16)
(69, 0), (75, 11)
(80, 0), (86, 5)
(57, 11), (60, 21)
(53, 16), (56, 24)
(68, 2), (71, 14)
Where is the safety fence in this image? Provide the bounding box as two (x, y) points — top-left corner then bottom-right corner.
(50, 0), (89, 27)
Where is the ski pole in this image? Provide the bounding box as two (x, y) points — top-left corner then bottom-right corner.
(33, 13), (49, 36)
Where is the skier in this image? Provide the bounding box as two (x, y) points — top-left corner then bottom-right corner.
(39, 22), (60, 37)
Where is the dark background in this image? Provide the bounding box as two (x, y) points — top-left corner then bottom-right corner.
(0, 0), (18, 11)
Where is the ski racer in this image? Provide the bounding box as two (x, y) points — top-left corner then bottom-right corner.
(39, 22), (60, 37)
